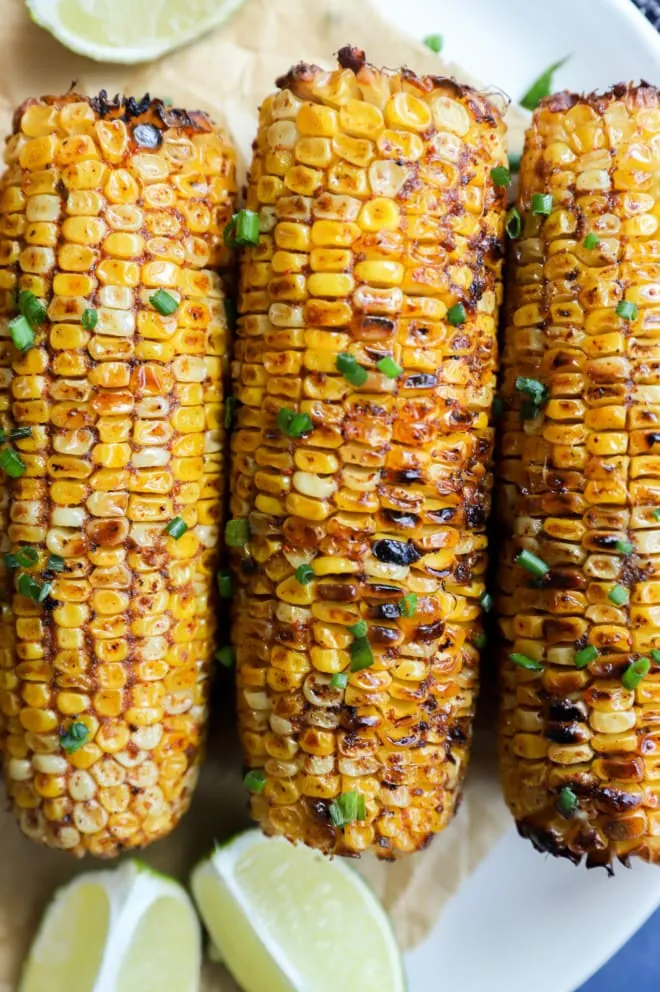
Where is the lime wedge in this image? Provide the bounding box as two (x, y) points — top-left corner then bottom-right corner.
(191, 830), (406, 992)
(26, 0), (246, 63)
(20, 861), (200, 992)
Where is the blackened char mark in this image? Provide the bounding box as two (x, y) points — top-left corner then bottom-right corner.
(372, 539), (421, 566)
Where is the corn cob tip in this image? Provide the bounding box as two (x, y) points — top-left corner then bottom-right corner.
(274, 46), (506, 126)
(539, 80), (660, 115)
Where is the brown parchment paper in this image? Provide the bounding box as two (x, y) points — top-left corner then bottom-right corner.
(0, 1), (522, 988)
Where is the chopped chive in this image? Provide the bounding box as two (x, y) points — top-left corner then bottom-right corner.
(399, 593), (418, 617)
(616, 300), (638, 321)
(224, 396), (237, 430)
(622, 657), (651, 691)
(81, 307), (98, 331)
(217, 572), (232, 599)
(244, 769), (267, 793)
(150, 289), (179, 316)
(475, 633), (487, 650)
(531, 192), (553, 216)
(9, 315), (34, 351)
(514, 549), (550, 578)
(516, 375), (548, 420)
(447, 303), (467, 326)
(350, 637), (374, 672)
(18, 290), (46, 327)
(479, 591), (493, 613)
(348, 619), (368, 639)
(13, 546), (38, 568)
(224, 209), (260, 248)
(330, 672), (349, 689)
(651, 649), (660, 664)
(490, 166), (511, 188)
(492, 396), (504, 418)
(505, 207), (522, 239)
(46, 554), (65, 573)
(329, 790), (366, 827)
(295, 563), (314, 585)
(583, 233), (600, 250)
(225, 518), (250, 548)
(520, 57), (570, 111)
(165, 516), (188, 540)
(60, 722), (89, 754)
(8, 426), (32, 441)
(575, 644), (598, 669)
(215, 646), (235, 668)
(224, 298), (237, 331)
(0, 447), (26, 478)
(557, 786), (578, 819)
(276, 407), (313, 438)
(509, 652), (544, 672)
(609, 584), (629, 607)
(376, 356), (403, 379)
(508, 152), (521, 173)
(423, 33), (443, 53)
(653, 508), (660, 521)
(616, 540), (634, 556)
(336, 352), (368, 387)
(17, 573), (50, 603)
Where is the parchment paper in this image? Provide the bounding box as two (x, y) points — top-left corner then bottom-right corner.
(0, 1), (522, 988)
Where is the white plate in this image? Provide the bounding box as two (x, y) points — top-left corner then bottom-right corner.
(374, 1), (660, 990)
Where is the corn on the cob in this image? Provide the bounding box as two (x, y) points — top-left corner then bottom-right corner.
(497, 83), (660, 867)
(229, 47), (507, 858)
(0, 93), (236, 856)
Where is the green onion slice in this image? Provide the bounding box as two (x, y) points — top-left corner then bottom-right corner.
(350, 637), (374, 672)
(150, 289), (179, 315)
(609, 584), (629, 607)
(224, 209), (260, 248)
(399, 593), (418, 617)
(423, 34), (443, 53)
(329, 790), (366, 827)
(224, 396), (237, 430)
(622, 657), (651, 691)
(216, 646), (235, 668)
(46, 554), (65, 573)
(557, 786), (578, 818)
(490, 166), (511, 188)
(514, 549), (550, 578)
(616, 540), (634, 556)
(18, 290), (47, 327)
(509, 652), (544, 671)
(583, 233), (600, 250)
(349, 619), (368, 639)
(575, 645), (598, 669)
(277, 407), (313, 437)
(616, 300), (638, 321)
(531, 192), (553, 216)
(60, 722), (89, 754)
(217, 572), (232, 599)
(376, 356), (403, 379)
(244, 769), (267, 793)
(336, 352), (368, 387)
(330, 672), (348, 689)
(475, 633), (487, 650)
(17, 573), (50, 603)
(165, 516), (188, 540)
(505, 207), (522, 239)
(295, 563), (314, 585)
(81, 307), (98, 331)
(447, 303), (467, 326)
(225, 518), (250, 548)
(0, 447), (25, 478)
(9, 314), (34, 351)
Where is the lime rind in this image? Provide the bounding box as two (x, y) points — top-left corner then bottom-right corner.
(25, 0), (246, 64)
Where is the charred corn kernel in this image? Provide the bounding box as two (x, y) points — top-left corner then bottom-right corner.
(0, 92), (237, 857)
(497, 84), (660, 870)
(232, 48), (507, 859)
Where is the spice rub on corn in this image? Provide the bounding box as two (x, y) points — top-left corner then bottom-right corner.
(229, 47), (507, 858)
(0, 93), (236, 856)
(497, 84), (660, 867)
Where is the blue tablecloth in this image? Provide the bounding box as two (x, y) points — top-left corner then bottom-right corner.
(577, 12), (659, 992)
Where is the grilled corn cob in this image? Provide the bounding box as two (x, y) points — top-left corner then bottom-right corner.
(497, 83), (660, 867)
(229, 47), (507, 858)
(0, 93), (236, 856)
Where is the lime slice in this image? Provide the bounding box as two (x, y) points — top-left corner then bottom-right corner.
(191, 830), (406, 992)
(20, 860), (200, 992)
(25, 0), (246, 63)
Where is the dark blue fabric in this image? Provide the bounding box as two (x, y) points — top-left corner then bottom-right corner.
(578, 12), (659, 991)
(633, 0), (660, 27)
